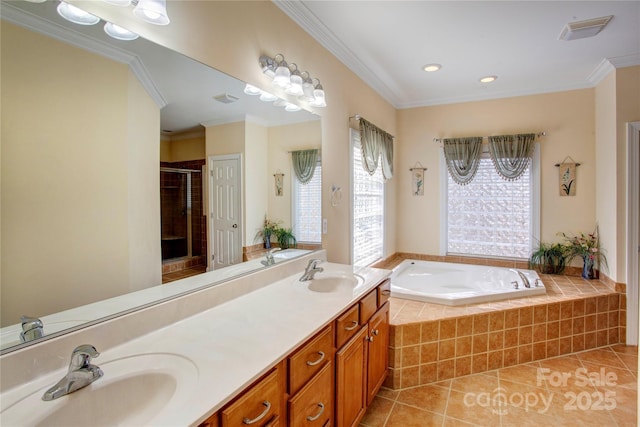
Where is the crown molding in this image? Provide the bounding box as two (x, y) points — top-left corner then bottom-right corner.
(587, 54), (640, 86)
(1, 2), (167, 108)
(273, 0), (401, 107)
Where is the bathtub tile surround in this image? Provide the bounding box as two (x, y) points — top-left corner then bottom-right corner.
(362, 344), (637, 427)
(381, 259), (626, 389)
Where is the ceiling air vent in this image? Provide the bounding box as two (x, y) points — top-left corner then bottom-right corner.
(559, 15), (613, 41)
(213, 93), (240, 104)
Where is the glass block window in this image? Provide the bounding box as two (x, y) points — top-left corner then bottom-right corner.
(352, 131), (385, 266)
(292, 161), (322, 243)
(446, 156), (533, 259)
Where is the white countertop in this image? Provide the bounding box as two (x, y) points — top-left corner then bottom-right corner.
(0, 262), (390, 426)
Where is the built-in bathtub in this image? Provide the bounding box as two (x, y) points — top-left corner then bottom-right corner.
(390, 260), (546, 306)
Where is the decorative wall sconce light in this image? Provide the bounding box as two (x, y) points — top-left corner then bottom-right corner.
(49, 0), (171, 41)
(258, 54), (327, 108)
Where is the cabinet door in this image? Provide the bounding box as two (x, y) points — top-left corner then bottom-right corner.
(221, 368), (281, 427)
(366, 302), (389, 406)
(288, 361), (334, 426)
(335, 326), (367, 427)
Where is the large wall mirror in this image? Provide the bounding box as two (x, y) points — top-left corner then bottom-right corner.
(0, 1), (322, 353)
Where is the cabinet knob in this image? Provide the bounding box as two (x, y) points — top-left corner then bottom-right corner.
(366, 336), (374, 342)
(372, 329), (379, 336)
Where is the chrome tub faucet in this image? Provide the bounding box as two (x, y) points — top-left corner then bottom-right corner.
(42, 345), (103, 401)
(513, 270), (531, 288)
(299, 259), (324, 281)
(261, 248), (280, 266)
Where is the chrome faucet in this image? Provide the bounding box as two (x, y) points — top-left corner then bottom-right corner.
(513, 270), (531, 288)
(20, 315), (44, 343)
(299, 259), (324, 281)
(42, 345), (103, 401)
(261, 248), (281, 266)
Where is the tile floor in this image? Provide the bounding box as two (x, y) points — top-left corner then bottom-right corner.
(162, 265), (207, 283)
(362, 344), (637, 426)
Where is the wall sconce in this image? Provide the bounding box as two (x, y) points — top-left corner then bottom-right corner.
(51, 0), (171, 42)
(259, 54), (327, 108)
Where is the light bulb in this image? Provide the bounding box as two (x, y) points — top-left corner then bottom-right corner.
(286, 73), (303, 96)
(133, 0), (170, 25)
(244, 84), (262, 96)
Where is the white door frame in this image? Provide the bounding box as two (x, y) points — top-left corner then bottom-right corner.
(626, 121), (640, 345)
(207, 154), (242, 271)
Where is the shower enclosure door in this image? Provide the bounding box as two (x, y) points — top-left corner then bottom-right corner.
(160, 168), (195, 260)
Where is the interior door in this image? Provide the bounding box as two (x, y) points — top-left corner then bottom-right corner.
(209, 156), (241, 270)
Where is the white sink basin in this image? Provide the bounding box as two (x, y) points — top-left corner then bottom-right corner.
(0, 353), (198, 426)
(305, 273), (365, 293)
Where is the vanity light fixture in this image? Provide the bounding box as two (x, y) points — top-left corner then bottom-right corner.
(259, 91), (278, 102)
(259, 54), (327, 107)
(423, 63), (442, 72)
(479, 75), (498, 83)
(243, 84), (262, 96)
(133, 0), (170, 26)
(104, 22), (139, 40)
(57, 2), (101, 26)
(285, 102), (302, 112)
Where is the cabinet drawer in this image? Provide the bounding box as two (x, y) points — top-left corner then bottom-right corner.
(198, 412), (219, 427)
(359, 290), (377, 324)
(335, 304), (361, 348)
(377, 279), (391, 306)
(221, 368), (281, 427)
(288, 361), (334, 426)
(289, 324), (335, 395)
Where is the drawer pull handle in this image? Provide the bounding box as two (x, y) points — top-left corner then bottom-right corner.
(306, 402), (325, 422)
(372, 329), (379, 336)
(306, 351), (325, 366)
(380, 289), (391, 296)
(242, 400), (271, 425)
(344, 320), (359, 331)
(366, 336), (374, 342)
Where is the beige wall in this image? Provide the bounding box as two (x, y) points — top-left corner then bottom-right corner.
(397, 90), (596, 256)
(245, 121), (269, 247)
(0, 23), (160, 325)
(595, 65), (640, 282)
(267, 120), (322, 230)
(163, 132), (206, 163)
(75, 0), (398, 265)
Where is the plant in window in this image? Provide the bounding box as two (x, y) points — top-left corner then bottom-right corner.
(275, 227), (297, 249)
(529, 241), (567, 275)
(559, 227), (607, 279)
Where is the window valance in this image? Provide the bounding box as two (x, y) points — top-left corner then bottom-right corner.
(488, 133), (535, 181)
(358, 117), (394, 180)
(291, 149), (319, 184)
(442, 137), (483, 185)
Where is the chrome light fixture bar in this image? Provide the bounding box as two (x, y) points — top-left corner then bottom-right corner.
(258, 54), (327, 108)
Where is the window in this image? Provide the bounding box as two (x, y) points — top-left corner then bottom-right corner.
(351, 129), (385, 266)
(445, 148), (539, 259)
(292, 160), (322, 243)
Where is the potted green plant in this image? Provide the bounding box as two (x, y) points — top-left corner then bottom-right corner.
(275, 227), (297, 250)
(560, 227), (607, 279)
(529, 241), (567, 275)
(255, 217), (280, 249)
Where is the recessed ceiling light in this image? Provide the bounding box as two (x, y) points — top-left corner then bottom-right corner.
(479, 75), (498, 83)
(423, 63), (442, 72)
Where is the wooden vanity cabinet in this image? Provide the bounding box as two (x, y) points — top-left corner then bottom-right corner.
(200, 278), (390, 427)
(219, 364), (284, 427)
(335, 280), (391, 427)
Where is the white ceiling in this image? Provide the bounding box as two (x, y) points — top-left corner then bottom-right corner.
(276, 1), (640, 108)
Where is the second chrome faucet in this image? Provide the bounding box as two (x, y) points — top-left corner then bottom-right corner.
(299, 259), (324, 281)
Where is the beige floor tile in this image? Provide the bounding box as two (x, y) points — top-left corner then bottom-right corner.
(377, 387), (400, 401)
(442, 417), (482, 426)
(396, 383), (450, 415)
(611, 344), (638, 355)
(577, 348), (627, 369)
(499, 403), (563, 426)
(360, 396), (395, 427)
(581, 361), (638, 390)
(385, 403), (444, 427)
(444, 389), (501, 426)
(498, 364), (547, 388)
(449, 373), (499, 394)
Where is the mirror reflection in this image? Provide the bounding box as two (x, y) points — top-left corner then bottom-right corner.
(0, 0), (322, 352)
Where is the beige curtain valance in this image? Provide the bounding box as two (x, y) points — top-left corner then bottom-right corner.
(358, 117), (394, 180)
